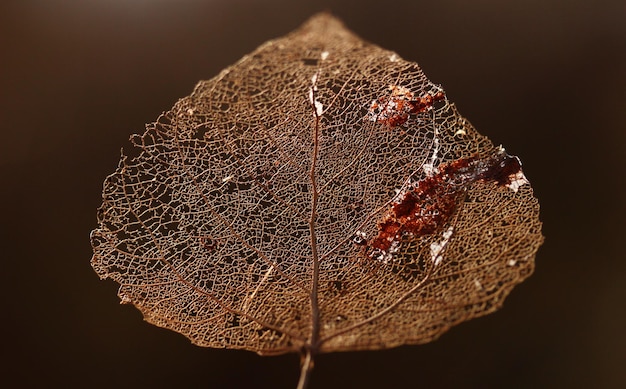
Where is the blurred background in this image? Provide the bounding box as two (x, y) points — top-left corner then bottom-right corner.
(1, 0), (624, 387)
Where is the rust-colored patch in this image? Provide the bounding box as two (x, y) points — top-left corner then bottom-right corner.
(367, 148), (527, 262)
(368, 86), (446, 128)
(199, 235), (218, 252)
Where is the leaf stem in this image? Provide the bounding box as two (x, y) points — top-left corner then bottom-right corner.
(297, 349), (314, 389)
(300, 81), (323, 389)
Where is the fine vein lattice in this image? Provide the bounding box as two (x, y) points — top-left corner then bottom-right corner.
(91, 13), (543, 365)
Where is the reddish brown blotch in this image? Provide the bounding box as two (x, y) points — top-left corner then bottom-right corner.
(199, 235), (218, 252)
(367, 149), (526, 261)
(368, 86), (446, 128)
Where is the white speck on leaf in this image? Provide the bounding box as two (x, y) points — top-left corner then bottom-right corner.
(506, 171), (529, 192)
(309, 72), (324, 116)
(430, 226), (454, 266)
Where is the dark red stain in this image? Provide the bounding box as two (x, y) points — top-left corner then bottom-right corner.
(199, 236), (217, 251)
(408, 91), (446, 115)
(368, 149), (524, 257)
(370, 90), (446, 127)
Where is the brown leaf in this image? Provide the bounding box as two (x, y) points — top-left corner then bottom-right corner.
(91, 13), (543, 359)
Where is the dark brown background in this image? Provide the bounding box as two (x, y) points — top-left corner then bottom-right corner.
(1, 0), (624, 388)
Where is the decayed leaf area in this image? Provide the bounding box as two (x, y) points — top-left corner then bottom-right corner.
(91, 14), (543, 356)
